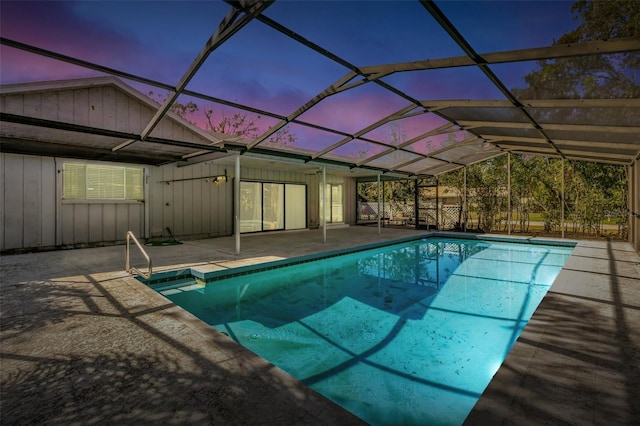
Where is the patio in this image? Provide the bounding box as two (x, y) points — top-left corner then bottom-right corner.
(1, 226), (638, 425)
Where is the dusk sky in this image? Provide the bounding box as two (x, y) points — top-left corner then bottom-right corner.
(0, 0), (580, 161)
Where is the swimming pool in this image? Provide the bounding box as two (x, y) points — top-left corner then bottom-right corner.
(152, 236), (574, 425)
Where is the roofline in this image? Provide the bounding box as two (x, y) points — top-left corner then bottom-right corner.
(0, 76), (227, 146)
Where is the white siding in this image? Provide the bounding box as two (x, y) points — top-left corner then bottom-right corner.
(147, 162), (234, 238)
(1, 153), (56, 250)
(56, 156), (146, 246)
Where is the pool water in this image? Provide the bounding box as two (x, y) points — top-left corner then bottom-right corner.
(156, 237), (573, 425)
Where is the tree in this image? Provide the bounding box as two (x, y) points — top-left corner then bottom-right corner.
(513, 0), (639, 101)
(147, 91), (296, 144)
(509, 0), (633, 236)
(147, 91), (199, 125)
(204, 108), (260, 138)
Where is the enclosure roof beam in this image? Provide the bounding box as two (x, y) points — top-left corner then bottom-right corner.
(141, 1), (272, 141)
(360, 36), (640, 78)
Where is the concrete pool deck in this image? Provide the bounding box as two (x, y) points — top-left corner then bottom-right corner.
(1, 227), (638, 425)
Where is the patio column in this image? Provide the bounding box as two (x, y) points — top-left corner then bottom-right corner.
(235, 153), (241, 255)
(436, 176), (439, 231)
(463, 166), (467, 232)
(322, 166), (327, 243)
(561, 159), (565, 239)
(414, 177), (419, 230)
(508, 153), (511, 235)
(377, 173), (381, 235)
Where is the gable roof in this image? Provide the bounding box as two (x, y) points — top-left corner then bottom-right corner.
(0, 76), (231, 166)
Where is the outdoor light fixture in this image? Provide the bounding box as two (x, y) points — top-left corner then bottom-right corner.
(212, 175), (228, 184)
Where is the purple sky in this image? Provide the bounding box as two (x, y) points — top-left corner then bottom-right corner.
(0, 0), (578, 158)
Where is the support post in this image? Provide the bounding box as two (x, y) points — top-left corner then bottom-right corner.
(508, 153), (511, 235)
(436, 177), (440, 230)
(377, 173), (381, 235)
(463, 167), (467, 232)
(235, 153), (241, 255)
(322, 166), (327, 243)
(561, 159), (565, 239)
(414, 177), (419, 230)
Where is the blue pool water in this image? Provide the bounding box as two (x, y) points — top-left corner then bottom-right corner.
(155, 237), (574, 425)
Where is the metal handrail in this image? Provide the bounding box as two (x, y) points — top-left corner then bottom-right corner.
(125, 231), (152, 280)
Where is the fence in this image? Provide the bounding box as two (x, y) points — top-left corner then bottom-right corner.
(357, 202), (462, 229)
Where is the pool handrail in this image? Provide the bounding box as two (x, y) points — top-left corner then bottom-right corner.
(125, 231), (153, 280)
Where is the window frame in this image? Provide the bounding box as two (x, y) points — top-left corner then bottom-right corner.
(61, 162), (145, 203)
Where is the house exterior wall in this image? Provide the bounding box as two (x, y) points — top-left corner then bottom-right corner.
(147, 161), (356, 237)
(148, 162), (233, 239)
(0, 153), (147, 251)
(0, 153), (56, 250)
(1, 153), (355, 251)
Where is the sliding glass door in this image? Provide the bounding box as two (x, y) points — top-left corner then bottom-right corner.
(240, 181), (306, 233)
(285, 184), (306, 229)
(320, 183), (343, 224)
(240, 182), (262, 233)
(263, 183), (284, 230)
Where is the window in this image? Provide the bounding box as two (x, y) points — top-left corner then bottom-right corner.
(63, 163), (144, 200)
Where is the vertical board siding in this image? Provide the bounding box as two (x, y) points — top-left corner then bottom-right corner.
(89, 204), (104, 242)
(200, 166), (211, 235)
(59, 202), (143, 246)
(192, 168), (203, 234)
(41, 92), (58, 119)
(88, 87), (103, 128)
(3, 154), (24, 248)
(0, 154), (5, 248)
(41, 159), (56, 246)
(58, 91), (74, 122)
(74, 89), (89, 126)
(24, 93), (42, 118)
(22, 156), (43, 247)
(73, 204), (90, 243)
(103, 86), (117, 130)
(148, 167), (164, 237)
(0, 154), (57, 250)
(2, 93), (24, 115)
(115, 90), (130, 132)
(61, 204), (75, 245)
(103, 205), (117, 241)
(148, 162), (235, 239)
(116, 204), (129, 241)
(115, 204), (128, 240)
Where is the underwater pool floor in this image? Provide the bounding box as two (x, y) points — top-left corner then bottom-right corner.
(1, 227), (639, 425)
(158, 238), (574, 425)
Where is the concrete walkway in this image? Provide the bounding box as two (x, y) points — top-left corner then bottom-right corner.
(1, 227), (639, 425)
